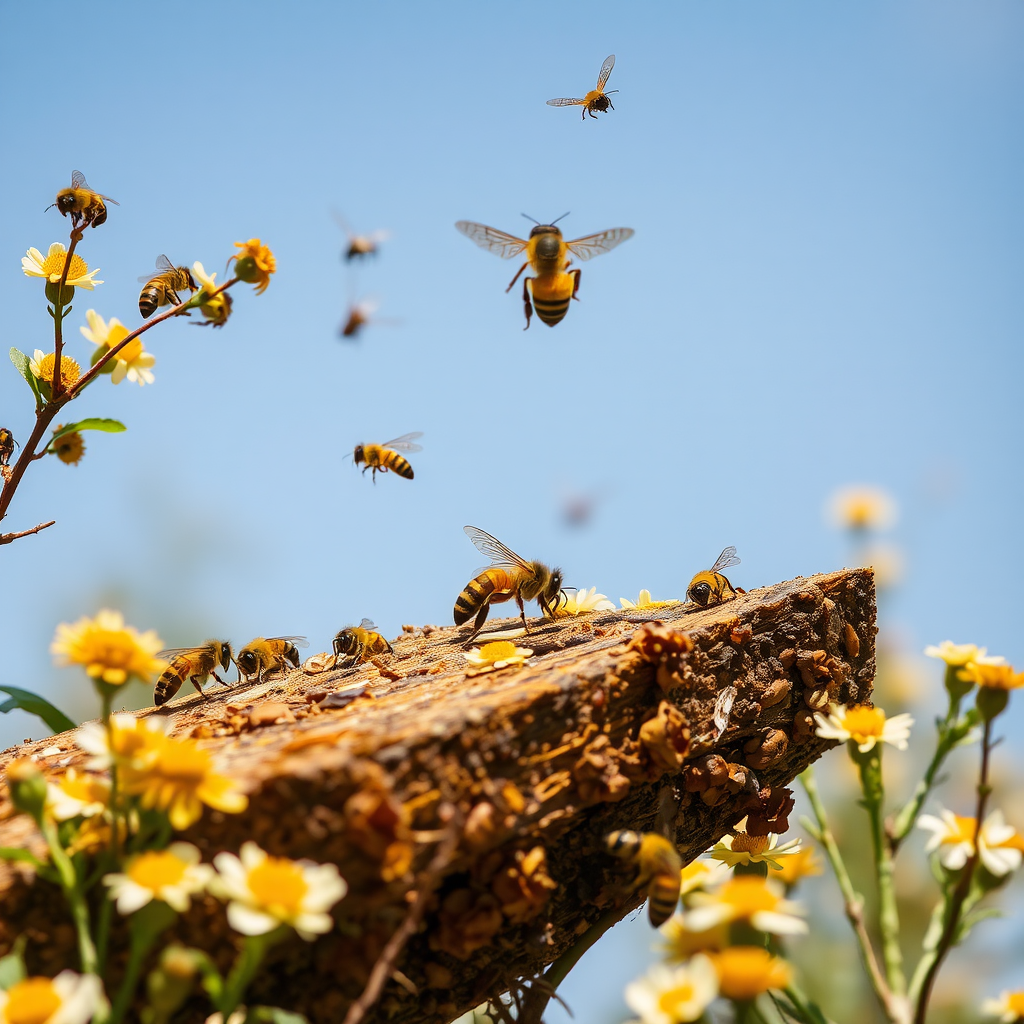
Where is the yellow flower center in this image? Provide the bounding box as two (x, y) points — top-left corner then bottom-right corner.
(128, 850), (188, 892)
(657, 982), (697, 1018)
(1006, 993), (1024, 1014)
(35, 353), (81, 388)
(82, 628), (147, 684)
(116, 338), (144, 364)
(718, 877), (781, 915)
(60, 771), (106, 804)
(247, 857), (308, 912)
(729, 833), (770, 855)
(153, 740), (213, 783)
(479, 641), (517, 662)
(40, 250), (88, 280)
(4, 977), (62, 1024)
(943, 815), (977, 846)
(54, 431), (85, 466)
(842, 705), (887, 742)
(711, 947), (791, 1000)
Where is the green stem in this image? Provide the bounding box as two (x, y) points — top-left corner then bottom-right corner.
(40, 817), (97, 973)
(108, 902), (177, 1024)
(217, 928), (284, 1018)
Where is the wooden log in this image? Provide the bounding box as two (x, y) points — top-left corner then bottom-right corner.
(0, 569), (875, 1023)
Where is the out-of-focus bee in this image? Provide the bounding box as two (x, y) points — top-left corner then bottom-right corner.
(353, 432), (423, 483)
(46, 170), (119, 229)
(340, 298), (402, 339)
(605, 830), (683, 926)
(455, 216), (633, 329)
(0, 429), (16, 468)
(547, 54), (619, 120)
(154, 640), (233, 706)
(334, 211), (390, 261)
(454, 526), (564, 640)
(236, 636), (308, 683)
(138, 256), (198, 318)
(686, 546), (742, 608)
(333, 619), (393, 666)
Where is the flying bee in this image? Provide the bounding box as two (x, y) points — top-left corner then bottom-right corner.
(46, 170), (119, 229)
(340, 299), (400, 339)
(332, 619), (394, 667)
(154, 640), (233, 706)
(605, 830), (683, 927)
(0, 429), (16, 468)
(547, 54), (619, 120)
(353, 432), (423, 483)
(686, 546), (742, 608)
(236, 636), (308, 683)
(138, 256), (198, 318)
(333, 211), (390, 261)
(454, 526), (564, 640)
(455, 215), (633, 329)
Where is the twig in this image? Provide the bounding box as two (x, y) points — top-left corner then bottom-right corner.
(341, 813), (460, 1024)
(0, 520), (56, 545)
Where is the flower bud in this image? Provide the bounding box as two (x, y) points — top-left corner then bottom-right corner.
(5, 758), (47, 819)
(142, 945), (201, 1024)
(44, 281), (75, 306)
(232, 256), (260, 283)
(976, 686), (1009, 722)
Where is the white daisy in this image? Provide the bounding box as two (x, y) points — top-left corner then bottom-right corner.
(104, 842), (213, 915)
(0, 970), (103, 1024)
(624, 957), (718, 1024)
(813, 703), (913, 753)
(22, 242), (102, 289)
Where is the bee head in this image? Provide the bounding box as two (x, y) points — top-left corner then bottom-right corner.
(332, 631), (352, 658)
(687, 579), (712, 606)
(218, 642), (234, 672)
(353, 445), (365, 465)
(236, 648), (257, 674)
(184, 268), (198, 291)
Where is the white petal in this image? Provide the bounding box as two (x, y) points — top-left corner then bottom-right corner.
(751, 909), (809, 935)
(226, 902), (278, 936)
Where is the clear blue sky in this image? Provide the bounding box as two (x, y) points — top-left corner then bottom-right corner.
(1, 1), (1022, 1017)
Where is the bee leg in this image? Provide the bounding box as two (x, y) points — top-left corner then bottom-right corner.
(570, 268), (582, 301)
(505, 262), (529, 293)
(464, 603), (491, 643)
(188, 675), (205, 696)
(515, 594), (529, 632)
(522, 277), (533, 331)
(211, 671), (230, 688)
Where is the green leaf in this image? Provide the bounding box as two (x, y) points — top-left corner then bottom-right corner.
(50, 418), (127, 442)
(0, 685), (76, 734)
(9, 348), (44, 408)
(245, 1009), (310, 1024)
(0, 936), (27, 990)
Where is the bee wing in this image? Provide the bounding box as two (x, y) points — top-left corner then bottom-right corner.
(267, 636), (310, 648)
(597, 54), (616, 90)
(358, 618), (376, 630)
(70, 170), (89, 189)
(332, 209), (354, 236)
(370, 230), (391, 243)
(381, 431), (423, 452)
(710, 546), (741, 573)
(546, 97), (585, 107)
(138, 255), (176, 283)
(463, 525), (532, 571)
(566, 228), (635, 262)
(155, 646), (202, 660)
(455, 222), (528, 260)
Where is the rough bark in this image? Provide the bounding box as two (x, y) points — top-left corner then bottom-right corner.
(0, 569), (875, 1023)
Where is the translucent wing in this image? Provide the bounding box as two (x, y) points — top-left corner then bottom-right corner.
(267, 636), (309, 648)
(546, 97), (585, 107)
(381, 431), (424, 452)
(455, 222), (529, 260)
(138, 255), (177, 283)
(156, 646), (205, 659)
(710, 546), (741, 574)
(70, 170), (88, 189)
(463, 525), (532, 571)
(565, 228), (635, 262)
(358, 618), (376, 630)
(597, 54), (615, 90)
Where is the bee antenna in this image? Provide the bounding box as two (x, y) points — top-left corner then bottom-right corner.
(43, 203), (57, 213)
(520, 213), (540, 225)
(550, 211), (571, 226)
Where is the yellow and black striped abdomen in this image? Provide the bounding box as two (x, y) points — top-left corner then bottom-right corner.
(154, 655), (190, 705)
(647, 872), (682, 927)
(454, 568), (514, 625)
(139, 281), (167, 318)
(529, 275), (574, 327)
(380, 448), (414, 479)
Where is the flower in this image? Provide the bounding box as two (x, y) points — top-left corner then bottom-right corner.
(918, 808), (1023, 877)
(982, 991), (1024, 1022)
(211, 841), (346, 940)
(122, 733), (248, 830)
(707, 947), (793, 1001)
(52, 609), (165, 687)
(80, 311), (155, 386)
(554, 586), (615, 617)
(685, 876), (807, 935)
(0, 971), (103, 1024)
(191, 262), (232, 328)
(45, 768), (110, 821)
(826, 485), (898, 531)
(463, 641), (533, 674)
(22, 243), (102, 289)
(959, 660), (1024, 692)
(678, 858), (731, 897)
(620, 590), (680, 610)
(709, 827), (802, 871)
(774, 845), (823, 888)
(813, 703), (913, 753)
(29, 350), (81, 392)
(53, 428), (85, 466)
(231, 239), (276, 294)
(624, 958), (718, 1024)
(104, 842), (213, 914)
(659, 915), (728, 961)
(925, 641), (986, 668)
(75, 713), (171, 771)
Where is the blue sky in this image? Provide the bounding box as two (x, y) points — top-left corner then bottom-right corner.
(1, 0), (1023, 1016)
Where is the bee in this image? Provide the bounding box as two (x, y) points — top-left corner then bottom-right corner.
(138, 256), (198, 318)
(332, 619), (394, 667)
(46, 170), (119, 229)
(454, 526), (564, 640)
(334, 211), (390, 261)
(353, 432), (423, 483)
(605, 830), (683, 927)
(339, 299), (401, 339)
(0, 429), (16, 468)
(686, 546), (742, 608)
(547, 54), (619, 120)
(154, 640), (233, 706)
(236, 636), (308, 683)
(455, 215), (633, 329)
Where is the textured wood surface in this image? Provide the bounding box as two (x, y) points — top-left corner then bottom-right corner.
(0, 568), (875, 1023)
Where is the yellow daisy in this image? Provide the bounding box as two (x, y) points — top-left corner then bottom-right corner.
(0, 971), (102, 1024)
(624, 958), (718, 1024)
(826, 485), (897, 531)
(708, 947), (793, 1001)
(51, 609), (165, 687)
(29, 351), (81, 392)
(620, 590), (680, 610)
(22, 242), (102, 288)
(983, 991), (1024, 1022)
(231, 239), (276, 294)
(104, 842), (213, 914)
(80, 310), (156, 386)
(463, 641), (533, 675)
(685, 876), (807, 935)
(813, 703), (913, 753)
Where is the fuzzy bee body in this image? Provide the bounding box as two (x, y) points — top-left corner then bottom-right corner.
(47, 171), (118, 229)
(605, 830), (683, 926)
(353, 432), (423, 482)
(333, 619), (393, 666)
(154, 640), (233, 706)
(139, 256), (198, 318)
(236, 636), (307, 683)
(546, 55), (619, 120)
(0, 429), (15, 468)
(687, 546), (742, 608)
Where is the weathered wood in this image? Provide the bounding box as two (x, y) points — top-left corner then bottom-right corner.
(0, 569), (875, 1023)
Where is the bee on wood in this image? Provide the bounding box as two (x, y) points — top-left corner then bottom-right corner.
(333, 619), (393, 667)
(236, 636), (308, 683)
(454, 526), (564, 640)
(138, 256), (198, 318)
(605, 830), (683, 926)
(154, 640), (233, 706)
(353, 432), (423, 483)
(547, 54), (619, 120)
(46, 170), (119, 229)
(686, 546), (742, 608)
(455, 216), (633, 329)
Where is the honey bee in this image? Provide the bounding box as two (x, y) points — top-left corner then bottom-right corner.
(455, 216), (633, 329)
(547, 54), (619, 120)
(334, 212), (390, 261)
(454, 526), (564, 640)
(0, 429), (16, 468)
(333, 619), (394, 666)
(339, 299), (401, 339)
(605, 830), (683, 926)
(46, 170), (119, 229)
(236, 636), (308, 683)
(353, 432), (423, 483)
(686, 546), (742, 608)
(138, 256), (198, 318)
(154, 640), (234, 706)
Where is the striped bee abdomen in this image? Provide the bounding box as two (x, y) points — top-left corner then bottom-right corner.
(454, 568), (513, 625)
(532, 295), (571, 326)
(383, 451), (414, 479)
